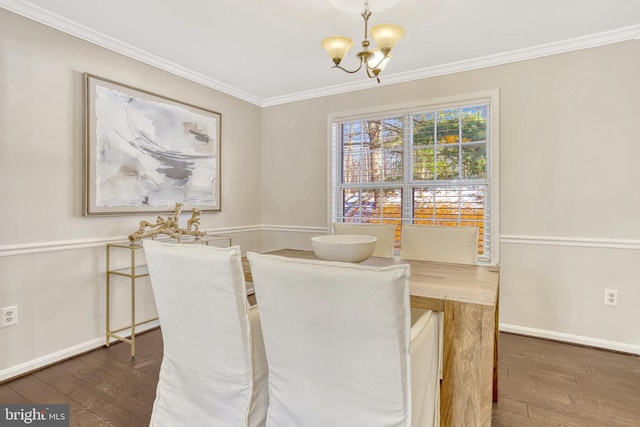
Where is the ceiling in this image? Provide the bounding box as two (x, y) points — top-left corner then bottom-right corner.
(2, 0), (639, 106)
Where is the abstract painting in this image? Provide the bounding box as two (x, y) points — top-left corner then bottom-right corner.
(83, 73), (221, 215)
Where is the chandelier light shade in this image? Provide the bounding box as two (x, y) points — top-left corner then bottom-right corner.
(321, 36), (354, 65)
(370, 23), (405, 52)
(322, 0), (404, 82)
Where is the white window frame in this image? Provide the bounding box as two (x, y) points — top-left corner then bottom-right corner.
(326, 90), (500, 265)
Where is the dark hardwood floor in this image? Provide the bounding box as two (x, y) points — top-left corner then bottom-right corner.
(2, 329), (639, 426)
(492, 333), (640, 426)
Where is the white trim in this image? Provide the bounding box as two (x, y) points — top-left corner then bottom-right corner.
(0, 225), (323, 257)
(0, 0), (262, 106)
(0, 321), (160, 383)
(4, 229), (640, 257)
(263, 25), (640, 106)
(500, 234), (640, 250)
(260, 225), (326, 233)
(0, 0), (637, 107)
(0, 236), (117, 257)
(500, 323), (640, 356)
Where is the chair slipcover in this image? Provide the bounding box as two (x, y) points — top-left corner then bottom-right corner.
(143, 240), (268, 427)
(400, 225), (479, 381)
(247, 252), (439, 427)
(400, 225), (479, 265)
(333, 222), (396, 257)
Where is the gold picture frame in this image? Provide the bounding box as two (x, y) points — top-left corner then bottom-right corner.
(83, 73), (221, 216)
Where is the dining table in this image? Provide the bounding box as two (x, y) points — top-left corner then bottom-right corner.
(242, 249), (500, 427)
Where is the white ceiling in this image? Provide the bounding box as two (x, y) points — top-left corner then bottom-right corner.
(2, 0), (639, 106)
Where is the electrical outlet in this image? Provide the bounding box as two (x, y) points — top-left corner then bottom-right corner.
(1, 305), (18, 328)
(604, 289), (618, 307)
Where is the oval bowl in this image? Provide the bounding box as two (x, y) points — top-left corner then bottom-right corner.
(311, 234), (377, 263)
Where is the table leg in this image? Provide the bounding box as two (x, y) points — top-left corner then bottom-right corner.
(493, 291), (500, 402)
(440, 300), (495, 427)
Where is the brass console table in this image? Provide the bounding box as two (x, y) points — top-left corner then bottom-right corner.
(105, 235), (232, 357)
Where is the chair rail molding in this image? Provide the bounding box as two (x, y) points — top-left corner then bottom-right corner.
(261, 224), (327, 233)
(0, 225), (327, 257)
(500, 234), (640, 250)
(0, 225), (263, 257)
(5, 230), (640, 257)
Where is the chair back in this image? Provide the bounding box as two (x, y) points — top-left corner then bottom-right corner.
(248, 252), (412, 427)
(400, 225), (479, 265)
(332, 222), (396, 257)
(143, 240), (267, 427)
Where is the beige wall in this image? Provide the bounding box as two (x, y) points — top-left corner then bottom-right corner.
(2, 6), (640, 380)
(261, 41), (640, 353)
(0, 9), (263, 379)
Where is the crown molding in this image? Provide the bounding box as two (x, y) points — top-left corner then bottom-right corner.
(263, 24), (640, 106)
(1, 0), (638, 108)
(0, 0), (263, 106)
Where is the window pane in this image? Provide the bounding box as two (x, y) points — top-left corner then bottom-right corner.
(461, 144), (487, 179)
(435, 146), (459, 180)
(413, 112), (435, 147)
(413, 147), (434, 180)
(382, 117), (403, 149)
(437, 109), (460, 144)
(433, 188), (460, 225)
(341, 119), (403, 184)
(460, 187), (485, 223)
(381, 188), (402, 219)
(382, 148), (403, 182)
(413, 188), (435, 223)
(412, 186), (486, 254)
(461, 106), (488, 142)
(341, 188), (403, 222)
(342, 188), (361, 218)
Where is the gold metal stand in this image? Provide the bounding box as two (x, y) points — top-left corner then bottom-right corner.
(105, 235), (232, 357)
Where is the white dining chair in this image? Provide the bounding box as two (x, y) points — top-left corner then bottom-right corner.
(400, 224), (479, 265)
(400, 224), (480, 381)
(332, 222), (396, 257)
(247, 252), (440, 427)
(143, 240), (268, 427)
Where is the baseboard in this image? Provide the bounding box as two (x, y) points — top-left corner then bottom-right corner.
(0, 320), (160, 383)
(500, 323), (640, 355)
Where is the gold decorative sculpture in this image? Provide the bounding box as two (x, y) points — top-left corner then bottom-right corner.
(128, 203), (206, 243)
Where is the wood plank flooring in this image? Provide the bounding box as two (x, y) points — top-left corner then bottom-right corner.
(2, 330), (639, 426)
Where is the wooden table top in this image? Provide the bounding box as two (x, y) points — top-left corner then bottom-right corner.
(243, 249), (500, 311)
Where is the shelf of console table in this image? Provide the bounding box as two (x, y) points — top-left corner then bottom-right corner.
(105, 235), (232, 357)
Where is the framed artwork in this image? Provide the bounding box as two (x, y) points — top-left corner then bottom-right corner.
(83, 73), (221, 216)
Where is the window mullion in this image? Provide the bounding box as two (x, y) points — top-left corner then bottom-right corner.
(403, 113), (413, 225)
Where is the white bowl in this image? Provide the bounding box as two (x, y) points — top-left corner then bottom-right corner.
(311, 234), (377, 263)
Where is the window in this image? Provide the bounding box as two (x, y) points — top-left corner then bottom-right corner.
(329, 92), (499, 264)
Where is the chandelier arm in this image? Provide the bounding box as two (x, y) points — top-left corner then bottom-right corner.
(332, 57), (365, 74)
(364, 66), (379, 79)
(366, 53), (391, 71)
(363, 64), (382, 83)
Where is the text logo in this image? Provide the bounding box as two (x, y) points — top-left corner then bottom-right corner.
(1, 405), (69, 426)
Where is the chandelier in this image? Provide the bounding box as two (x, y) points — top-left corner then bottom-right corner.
(321, 0), (405, 83)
